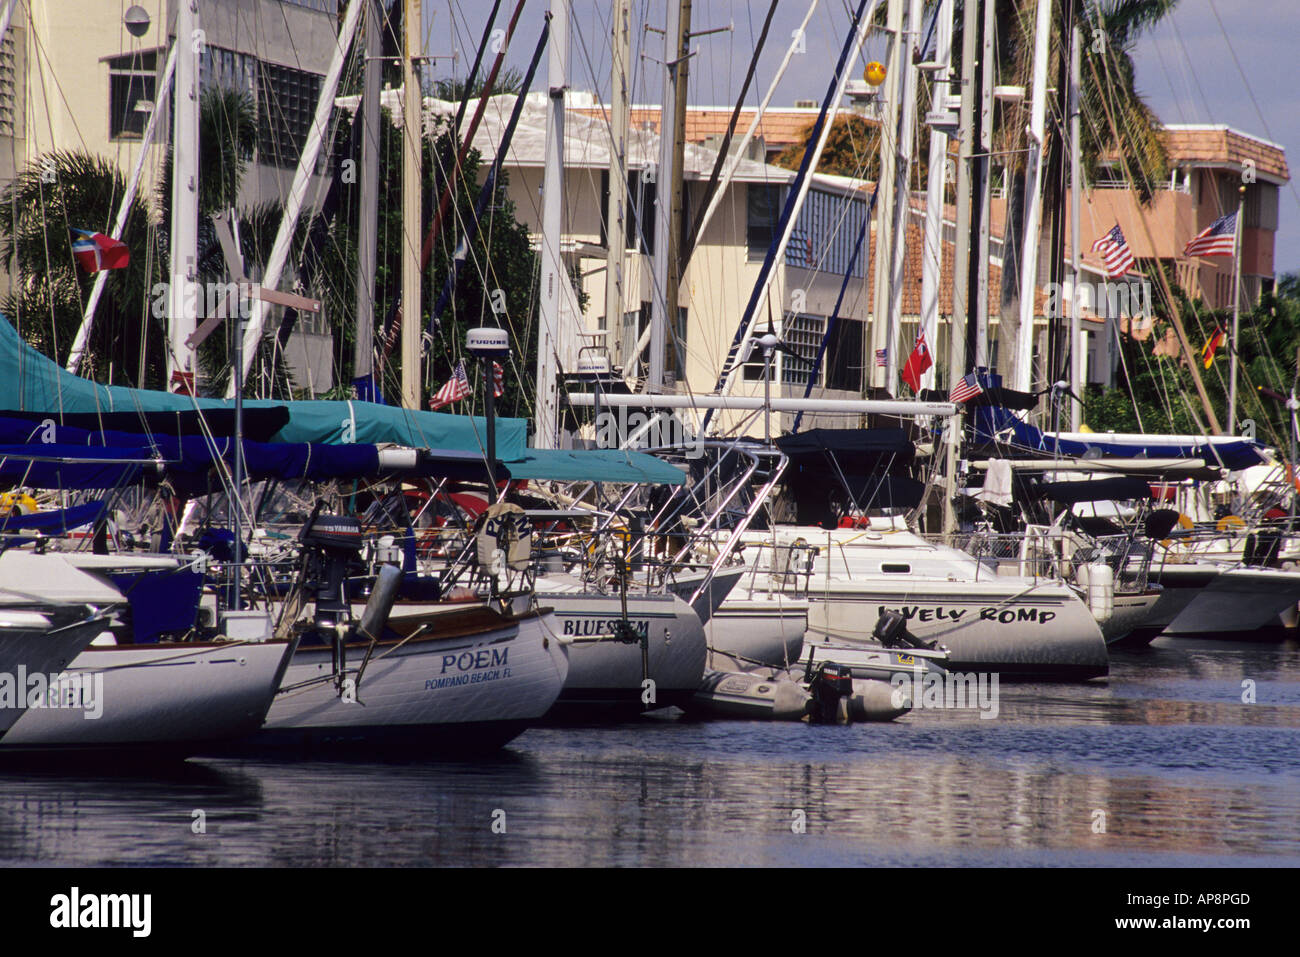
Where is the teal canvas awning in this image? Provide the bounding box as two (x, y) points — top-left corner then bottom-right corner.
(0, 317), (526, 457)
(505, 448), (686, 485)
(2, 317), (683, 484)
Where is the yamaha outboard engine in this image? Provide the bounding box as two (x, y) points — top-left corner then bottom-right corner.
(299, 507), (364, 631)
(299, 506), (364, 692)
(806, 661), (855, 724)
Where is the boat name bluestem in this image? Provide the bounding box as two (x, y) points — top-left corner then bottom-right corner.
(560, 618), (651, 638)
(0, 668), (103, 718)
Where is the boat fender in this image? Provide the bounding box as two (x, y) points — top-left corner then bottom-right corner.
(1078, 562), (1114, 624)
(849, 679), (910, 721)
(356, 564), (404, 643)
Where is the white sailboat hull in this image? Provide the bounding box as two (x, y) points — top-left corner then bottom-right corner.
(0, 615), (115, 736)
(804, 579), (1108, 678)
(1157, 565), (1300, 637)
(541, 590), (707, 718)
(1, 639), (294, 754)
(250, 608), (568, 754)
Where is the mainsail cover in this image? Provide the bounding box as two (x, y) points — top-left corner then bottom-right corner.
(0, 316), (526, 455)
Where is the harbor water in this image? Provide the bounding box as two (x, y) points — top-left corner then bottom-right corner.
(2, 636), (1298, 868)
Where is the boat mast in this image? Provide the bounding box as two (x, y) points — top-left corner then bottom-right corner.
(1069, 23), (1083, 430)
(353, 0), (381, 400)
(970, 0), (993, 372)
(884, 0), (922, 396)
(1228, 185), (1247, 433)
(869, 0), (903, 392)
(400, 0), (423, 409)
(943, 0), (968, 540)
(231, 0), (366, 395)
(627, 0), (817, 377)
(1011, 0), (1051, 395)
(604, 0), (630, 374)
(919, 0), (954, 395)
(537, 0), (570, 448)
(168, 0), (200, 395)
(648, 0), (690, 393)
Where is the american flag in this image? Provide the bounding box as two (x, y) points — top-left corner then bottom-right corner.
(1184, 212), (1237, 258)
(429, 360), (472, 409)
(492, 361), (504, 398)
(949, 371), (985, 404)
(875, 348), (888, 368)
(1090, 223), (1134, 278)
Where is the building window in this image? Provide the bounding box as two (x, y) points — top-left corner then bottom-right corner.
(257, 61), (324, 168)
(779, 314), (823, 386)
(0, 27), (18, 138)
(786, 188), (868, 278)
(825, 318), (864, 392)
(743, 313), (822, 383)
(747, 183), (784, 259)
(108, 52), (158, 140)
(1245, 183), (1279, 231)
(202, 46), (257, 98)
(600, 169), (656, 255)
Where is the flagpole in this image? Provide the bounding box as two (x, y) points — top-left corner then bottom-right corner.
(67, 43), (178, 376)
(1228, 186), (1246, 434)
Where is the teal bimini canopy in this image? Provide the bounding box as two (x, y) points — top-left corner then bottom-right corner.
(507, 448), (686, 485)
(1, 317), (684, 485)
(0, 316), (525, 456)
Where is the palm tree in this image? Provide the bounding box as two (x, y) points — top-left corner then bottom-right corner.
(971, 0), (1180, 381)
(0, 150), (165, 387)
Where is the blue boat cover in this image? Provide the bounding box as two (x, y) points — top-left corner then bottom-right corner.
(0, 317), (686, 485)
(979, 414), (1269, 472)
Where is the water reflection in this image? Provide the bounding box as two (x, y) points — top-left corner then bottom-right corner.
(0, 640), (1297, 866)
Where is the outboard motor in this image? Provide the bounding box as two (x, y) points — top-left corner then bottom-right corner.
(299, 508), (364, 631)
(299, 506), (364, 694)
(873, 608), (939, 651)
(806, 662), (855, 724)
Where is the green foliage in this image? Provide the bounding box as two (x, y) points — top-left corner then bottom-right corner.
(313, 108), (539, 414)
(429, 67), (526, 102)
(0, 150), (166, 387)
(1084, 272), (1300, 448)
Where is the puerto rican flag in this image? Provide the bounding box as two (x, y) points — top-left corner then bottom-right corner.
(70, 229), (130, 272)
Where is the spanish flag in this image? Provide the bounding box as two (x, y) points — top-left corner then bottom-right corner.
(1201, 324), (1226, 369)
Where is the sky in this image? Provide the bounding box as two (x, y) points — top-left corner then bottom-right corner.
(423, 0), (1298, 276)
